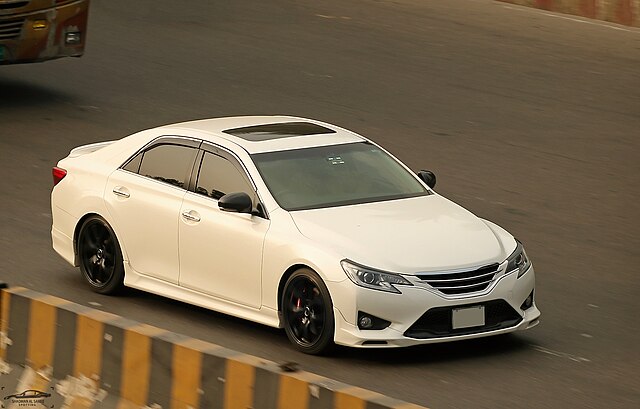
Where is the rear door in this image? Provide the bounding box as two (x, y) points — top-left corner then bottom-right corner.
(105, 138), (200, 284)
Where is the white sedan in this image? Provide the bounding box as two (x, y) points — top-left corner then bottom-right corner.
(51, 116), (540, 354)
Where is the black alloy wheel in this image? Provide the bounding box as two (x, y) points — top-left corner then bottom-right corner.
(78, 216), (124, 294)
(282, 269), (334, 354)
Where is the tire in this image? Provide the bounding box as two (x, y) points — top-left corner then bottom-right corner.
(282, 268), (335, 354)
(77, 216), (125, 294)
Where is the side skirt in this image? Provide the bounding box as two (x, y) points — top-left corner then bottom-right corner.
(123, 265), (281, 328)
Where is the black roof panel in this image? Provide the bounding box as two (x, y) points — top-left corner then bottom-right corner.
(223, 122), (336, 142)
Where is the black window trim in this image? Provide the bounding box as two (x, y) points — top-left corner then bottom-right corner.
(119, 136), (202, 191)
(197, 144), (256, 190)
(194, 141), (269, 219)
(120, 135), (202, 171)
(118, 136), (269, 218)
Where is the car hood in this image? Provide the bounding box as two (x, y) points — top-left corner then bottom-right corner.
(290, 195), (506, 274)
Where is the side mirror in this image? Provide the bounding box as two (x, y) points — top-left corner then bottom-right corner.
(218, 192), (253, 214)
(417, 170), (436, 188)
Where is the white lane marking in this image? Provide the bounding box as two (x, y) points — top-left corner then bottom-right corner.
(531, 344), (591, 362)
(501, 5), (639, 33)
(303, 71), (334, 79)
(316, 14), (351, 20)
(540, 12), (634, 32)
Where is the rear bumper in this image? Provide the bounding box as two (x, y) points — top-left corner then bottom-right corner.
(330, 265), (540, 347)
(0, 0), (89, 65)
(51, 204), (78, 267)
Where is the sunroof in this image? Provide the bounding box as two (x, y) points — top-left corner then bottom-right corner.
(223, 122), (336, 142)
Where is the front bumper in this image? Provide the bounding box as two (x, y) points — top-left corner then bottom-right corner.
(329, 264), (540, 347)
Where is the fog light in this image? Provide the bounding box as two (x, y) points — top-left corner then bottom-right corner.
(33, 20), (47, 30)
(357, 311), (391, 330)
(359, 316), (373, 329)
(65, 32), (81, 44)
(521, 291), (534, 310)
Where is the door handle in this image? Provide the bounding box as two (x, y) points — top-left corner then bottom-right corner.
(112, 187), (130, 198)
(181, 210), (201, 223)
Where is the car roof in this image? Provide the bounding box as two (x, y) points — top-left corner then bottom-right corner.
(159, 116), (367, 154)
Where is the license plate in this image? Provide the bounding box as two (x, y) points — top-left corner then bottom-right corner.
(452, 305), (485, 329)
(0, 46), (5, 61)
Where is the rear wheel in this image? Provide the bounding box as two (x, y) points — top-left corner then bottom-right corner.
(282, 268), (335, 354)
(77, 216), (124, 294)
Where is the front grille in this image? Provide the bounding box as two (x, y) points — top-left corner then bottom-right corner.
(0, 18), (24, 40)
(416, 263), (499, 295)
(0, 2), (29, 11)
(404, 299), (522, 339)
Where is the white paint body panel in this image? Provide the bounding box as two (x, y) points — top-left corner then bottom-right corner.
(290, 195), (504, 274)
(105, 170), (185, 284)
(51, 116), (540, 348)
(178, 191), (269, 308)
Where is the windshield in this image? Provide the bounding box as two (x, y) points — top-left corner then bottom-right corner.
(252, 142), (430, 211)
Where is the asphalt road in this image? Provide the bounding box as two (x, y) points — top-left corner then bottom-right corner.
(1, 0), (639, 408)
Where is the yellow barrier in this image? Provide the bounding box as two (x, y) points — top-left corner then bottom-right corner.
(0, 286), (427, 409)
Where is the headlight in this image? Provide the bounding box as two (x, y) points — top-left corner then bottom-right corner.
(341, 260), (412, 293)
(506, 241), (531, 278)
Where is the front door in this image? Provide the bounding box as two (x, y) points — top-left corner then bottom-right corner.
(178, 150), (269, 308)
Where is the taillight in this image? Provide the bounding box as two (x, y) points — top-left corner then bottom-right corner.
(52, 167), (67, 187)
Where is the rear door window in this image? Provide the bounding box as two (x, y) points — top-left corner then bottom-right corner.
(125, 144), (197, 189)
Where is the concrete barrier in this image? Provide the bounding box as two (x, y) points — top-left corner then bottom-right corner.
(498, 0), (640, 27)
(0, 286), (427, 409)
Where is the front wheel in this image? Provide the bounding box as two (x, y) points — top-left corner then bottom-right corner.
(282, 268), (335, 354)
(77, 216), (124, 294)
